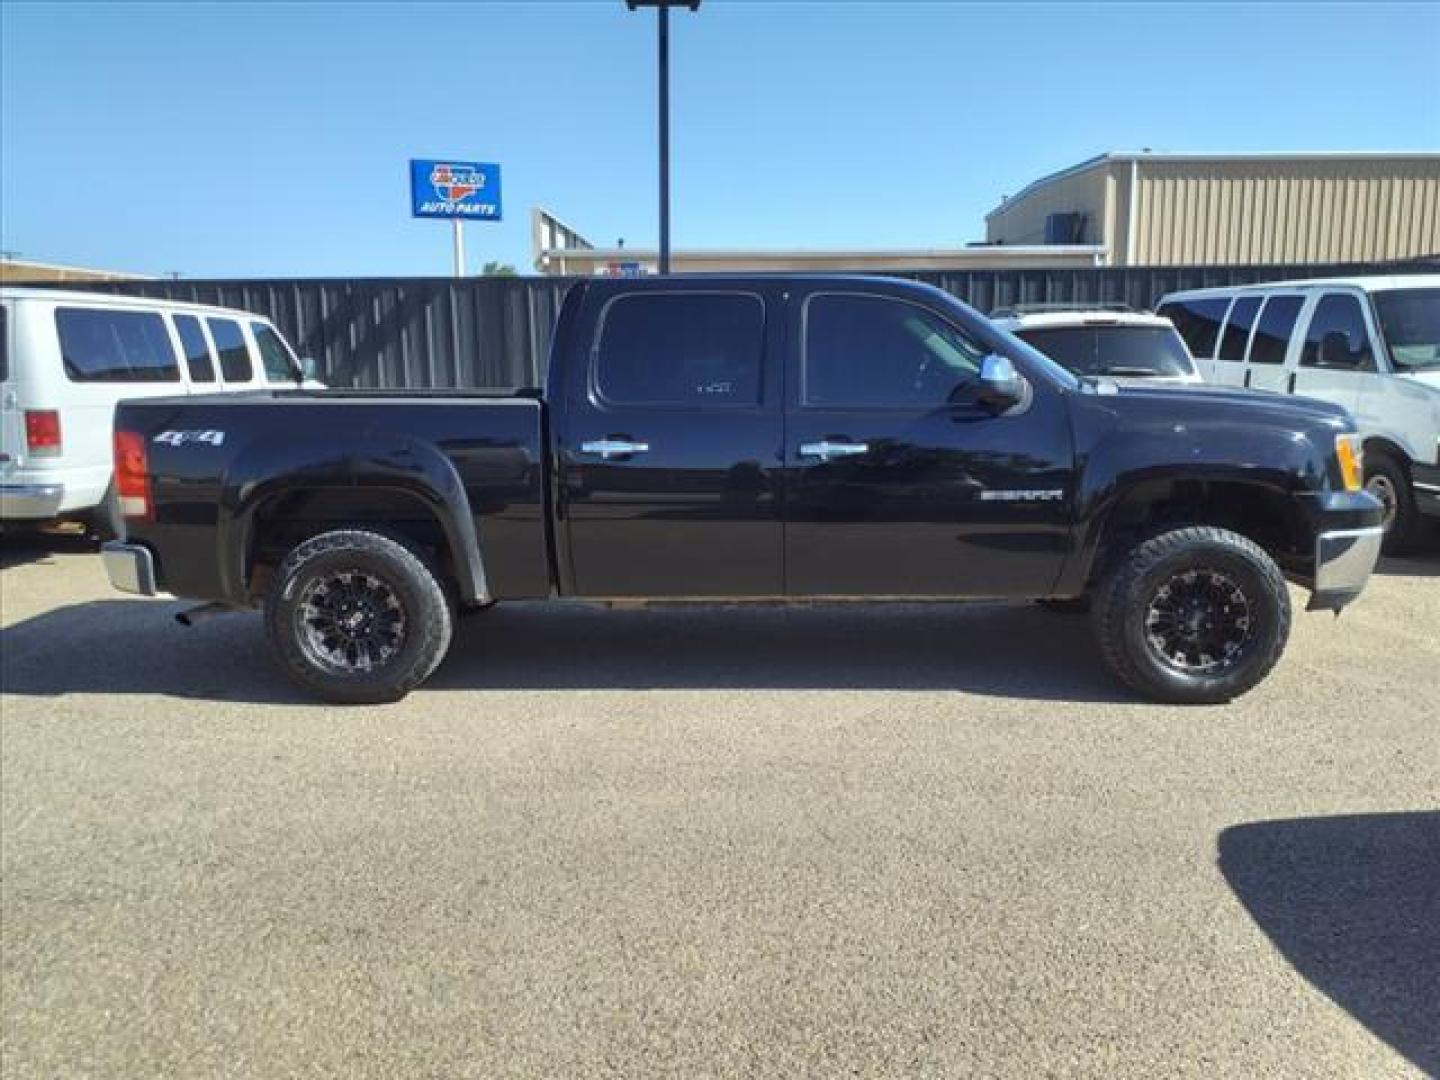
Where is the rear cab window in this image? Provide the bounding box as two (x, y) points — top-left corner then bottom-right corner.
(251, 322), (299, 383)
(593, 292), (764, 408)
(1014, 324), (1194, 378)
(55, 307), (180, 382)
(206, 317), (253, 383)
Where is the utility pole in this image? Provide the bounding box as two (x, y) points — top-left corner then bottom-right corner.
(625, 0), (699, 275)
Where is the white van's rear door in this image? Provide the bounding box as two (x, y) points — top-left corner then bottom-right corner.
(0, 302), (24, 483)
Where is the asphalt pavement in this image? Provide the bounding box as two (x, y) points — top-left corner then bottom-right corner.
(2, 533), (1437, 1078)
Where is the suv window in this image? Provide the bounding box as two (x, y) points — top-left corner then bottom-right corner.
(1301, 293), (1375, 371)
(55, 307), (180, 383)
(1218, 296), (1260, 362)
(173, 314), (215, 383)
(251, 322), (298, 383)
(0, 305), (8, 382)
(207, 317), (253, 383)
(1157, 298), (1229, 359)
(595, 292), (763, 407)
(1015, 324), (1193, 378)
(805, 293), (985, 407)
(1374, 288), (1440, 372)
(1248, 296), (1303, 365)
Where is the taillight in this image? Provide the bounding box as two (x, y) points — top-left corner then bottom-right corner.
(25, 410), (61, 456)
(113, 430), (152, 520)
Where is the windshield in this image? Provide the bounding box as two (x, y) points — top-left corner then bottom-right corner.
(1374, 287), (1440, 372)
(1015, 324), (1195, 378)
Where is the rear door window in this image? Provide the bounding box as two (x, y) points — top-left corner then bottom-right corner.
(1247, 296), (1303, 365)
(251, 322), (298, 383)
(55, 307), (180, 383)
(1218, 297), (1261, 362)
(1157, 297), (1230, 359)
(172, 314), (216, 383)
(207, 317), (253, 383)
(594, 292), (764, 408)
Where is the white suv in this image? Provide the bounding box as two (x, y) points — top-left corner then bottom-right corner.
(991, 307), (1202, 386)
(1158, 275), (1439, 552)
(0, 288), (320, 535)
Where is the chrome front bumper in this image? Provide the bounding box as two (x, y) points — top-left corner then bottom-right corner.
(0, 482), (64, 520)
(102, 541), (158, 596)
(1308, 526), (1384, 612)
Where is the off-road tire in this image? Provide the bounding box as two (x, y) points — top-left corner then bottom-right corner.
(1094, 526), (1291, 705)
(1364, 452), (1422, 556)
(265, 529), (453, 704)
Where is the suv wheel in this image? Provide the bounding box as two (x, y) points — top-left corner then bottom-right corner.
(265, 529), (453, 704)
(1364, 452), (1421, 556)
(1094, 527), (1291, 705)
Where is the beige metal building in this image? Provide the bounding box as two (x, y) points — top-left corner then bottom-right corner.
(531, 207), (1105, 276)
(985, 152), (1440, 266)
(0, 257), (149, 284)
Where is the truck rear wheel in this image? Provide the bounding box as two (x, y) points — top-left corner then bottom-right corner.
(1093, 526), (1290, 705)
(265, 529), (453, 704)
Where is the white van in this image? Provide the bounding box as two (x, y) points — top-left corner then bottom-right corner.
(990, 306), (1202, 385)
(1157, 276), (1440, 552)
(0, 288), (320, 535)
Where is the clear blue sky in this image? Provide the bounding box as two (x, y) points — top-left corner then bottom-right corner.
(2, 1), (1437, 278)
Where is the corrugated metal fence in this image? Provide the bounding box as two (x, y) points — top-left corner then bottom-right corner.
(53, 260), (1431, 389)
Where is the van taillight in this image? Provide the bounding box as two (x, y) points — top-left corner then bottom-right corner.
(25, 410), (61, 456)
(113, 430), (152, 520)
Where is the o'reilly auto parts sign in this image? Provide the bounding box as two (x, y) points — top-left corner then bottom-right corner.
(410, 159), (501, 220)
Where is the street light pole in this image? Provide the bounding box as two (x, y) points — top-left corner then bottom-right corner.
(626, 0), (699, 275)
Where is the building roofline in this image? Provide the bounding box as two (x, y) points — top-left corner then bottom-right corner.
(542, 243), (1108, 261)
(985, 150), (1440, 221)
(0, 255), (152, 279)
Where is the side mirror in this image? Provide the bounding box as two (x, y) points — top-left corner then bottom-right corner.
(973, 353), (1026, 412)
(298, 356), (320, 382)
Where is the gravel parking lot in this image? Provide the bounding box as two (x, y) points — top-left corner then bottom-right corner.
(2, 534), (1437, 1079)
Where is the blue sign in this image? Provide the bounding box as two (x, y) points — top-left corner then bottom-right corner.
(410, 159), (501, 220)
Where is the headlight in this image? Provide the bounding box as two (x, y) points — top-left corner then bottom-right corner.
(1335, 433), (1363, 492)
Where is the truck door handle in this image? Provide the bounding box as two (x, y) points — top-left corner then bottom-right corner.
(580, 438), (650, 460)
(799, 440), (869, 461)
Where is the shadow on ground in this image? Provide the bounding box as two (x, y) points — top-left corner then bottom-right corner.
(1, 598), (1130, 705)
(0, 529), (97, 570)
(1375, 549), (1440, 579)
(1219, 812), (1440, 1076)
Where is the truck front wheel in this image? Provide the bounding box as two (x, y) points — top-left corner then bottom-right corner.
(265, 529), (454, 704)
(1094, 527), (1291, 705)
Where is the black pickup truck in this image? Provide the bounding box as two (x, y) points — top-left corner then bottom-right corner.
(103, 276), (1384, 705)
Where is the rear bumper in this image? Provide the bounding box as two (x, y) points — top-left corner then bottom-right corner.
(0, 482), (64, 520)
(1307, 526), (1384, 612)
(102, 541), (158, 596)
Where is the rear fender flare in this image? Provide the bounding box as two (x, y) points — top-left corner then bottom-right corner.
(218, 433), (489, 605)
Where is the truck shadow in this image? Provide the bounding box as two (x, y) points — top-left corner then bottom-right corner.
(1218, 813), (1440, 1076)
(0, 530), (97, 570)
(1, 599), (1130, 704)
(1375, 549), (1440, 578)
